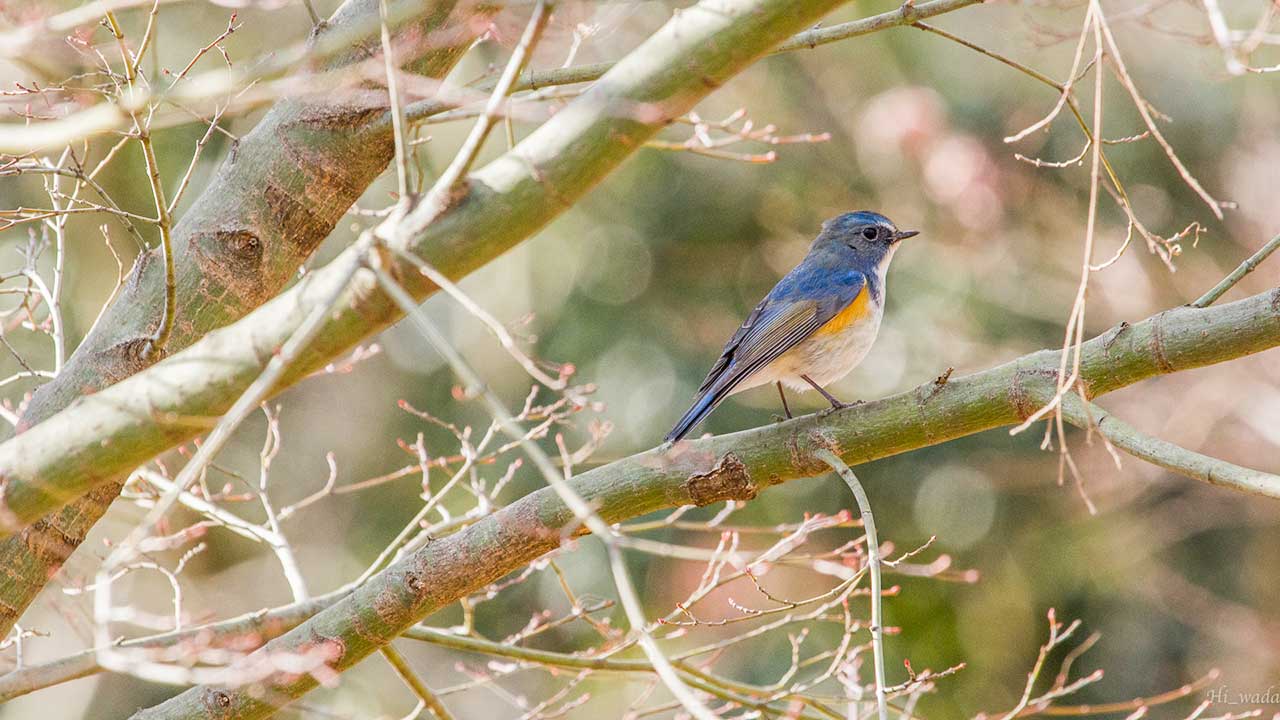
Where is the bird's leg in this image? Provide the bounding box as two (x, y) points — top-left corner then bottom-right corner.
(776, 381), (793, 419)
(801, 374), (853, 410)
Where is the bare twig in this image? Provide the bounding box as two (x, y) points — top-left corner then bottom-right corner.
(381, 644), (457, 720)
(415, 0), (552, 220)
(1201, 0), (1247, 75)
(380, 0), (411, 200)
(103, 11), (178, 358)
(1193, 233), (1280, 307)
(814, 449), (887, 720)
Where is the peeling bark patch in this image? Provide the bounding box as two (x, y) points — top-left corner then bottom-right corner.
(371, 581), (412, 627)
(21, 520), (77, 565)
(787, 435), (806, 474)
(684, 453), (755, 506)
(223, 230), (262, 268)
(316, 636), (345, 666)
(1102, 321), (1130, 354)
(404, 571), (424, 594)
(803, 428), (846, 468)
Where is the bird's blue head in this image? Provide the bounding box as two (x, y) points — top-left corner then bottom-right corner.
(812, 211), (919, 271)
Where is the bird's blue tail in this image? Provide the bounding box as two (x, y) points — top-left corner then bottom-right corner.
(665, 385), (728, 443)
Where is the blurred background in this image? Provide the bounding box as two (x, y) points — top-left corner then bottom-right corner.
(1, 0), (1279, 717)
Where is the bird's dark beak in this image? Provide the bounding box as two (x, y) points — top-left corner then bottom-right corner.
(894, 230), (920, 241)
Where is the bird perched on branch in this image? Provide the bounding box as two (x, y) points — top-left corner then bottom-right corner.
(665, 211), (918, 443)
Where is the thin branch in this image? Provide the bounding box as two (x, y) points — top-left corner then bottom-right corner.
(1057, 394), (1280, 500)
(416, 0), (551, 220)
(398, 0), (982, 127)
(380, 644), (457, 720)
(301, 0), (322, 28)
(103, 11), (178, 358)
(1095, 9), (1227, 219)
(1201, 0), (1247, 75)
(814, 450), (888, 720)
(0, 588), (348, 703)
(391, 247), (568, 389)
(380, 0), (411, 201)
(1193, 232), (1280, 307)
(398, 624), (841, 717)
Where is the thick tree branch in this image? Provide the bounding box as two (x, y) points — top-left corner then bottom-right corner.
(0, 0), (479, 637)
(6, 280), (1275, 542)
(129, 289), (1280, 718)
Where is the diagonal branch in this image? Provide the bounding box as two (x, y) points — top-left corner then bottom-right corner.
(1193, 232), (1280, 308)
(1058, 395), (1280, 498)
(394, 0), (983, 124)
(127, 287), (1280, 718)
(13, 0), (474, 429)
(0, 587), (348, 703)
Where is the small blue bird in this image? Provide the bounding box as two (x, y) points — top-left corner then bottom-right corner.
(665, 211), (918, 443)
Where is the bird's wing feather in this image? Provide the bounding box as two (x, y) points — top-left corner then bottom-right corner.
(698, 271), (867, 395)
(667, 271), (866, 442)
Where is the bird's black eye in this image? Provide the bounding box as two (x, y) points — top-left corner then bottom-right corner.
(861, 227), (877, 241)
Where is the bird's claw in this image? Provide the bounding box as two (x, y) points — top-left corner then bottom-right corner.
(821, 399), (863, 415)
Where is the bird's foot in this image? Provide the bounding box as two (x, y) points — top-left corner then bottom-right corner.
(820, 398), (863, 415)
